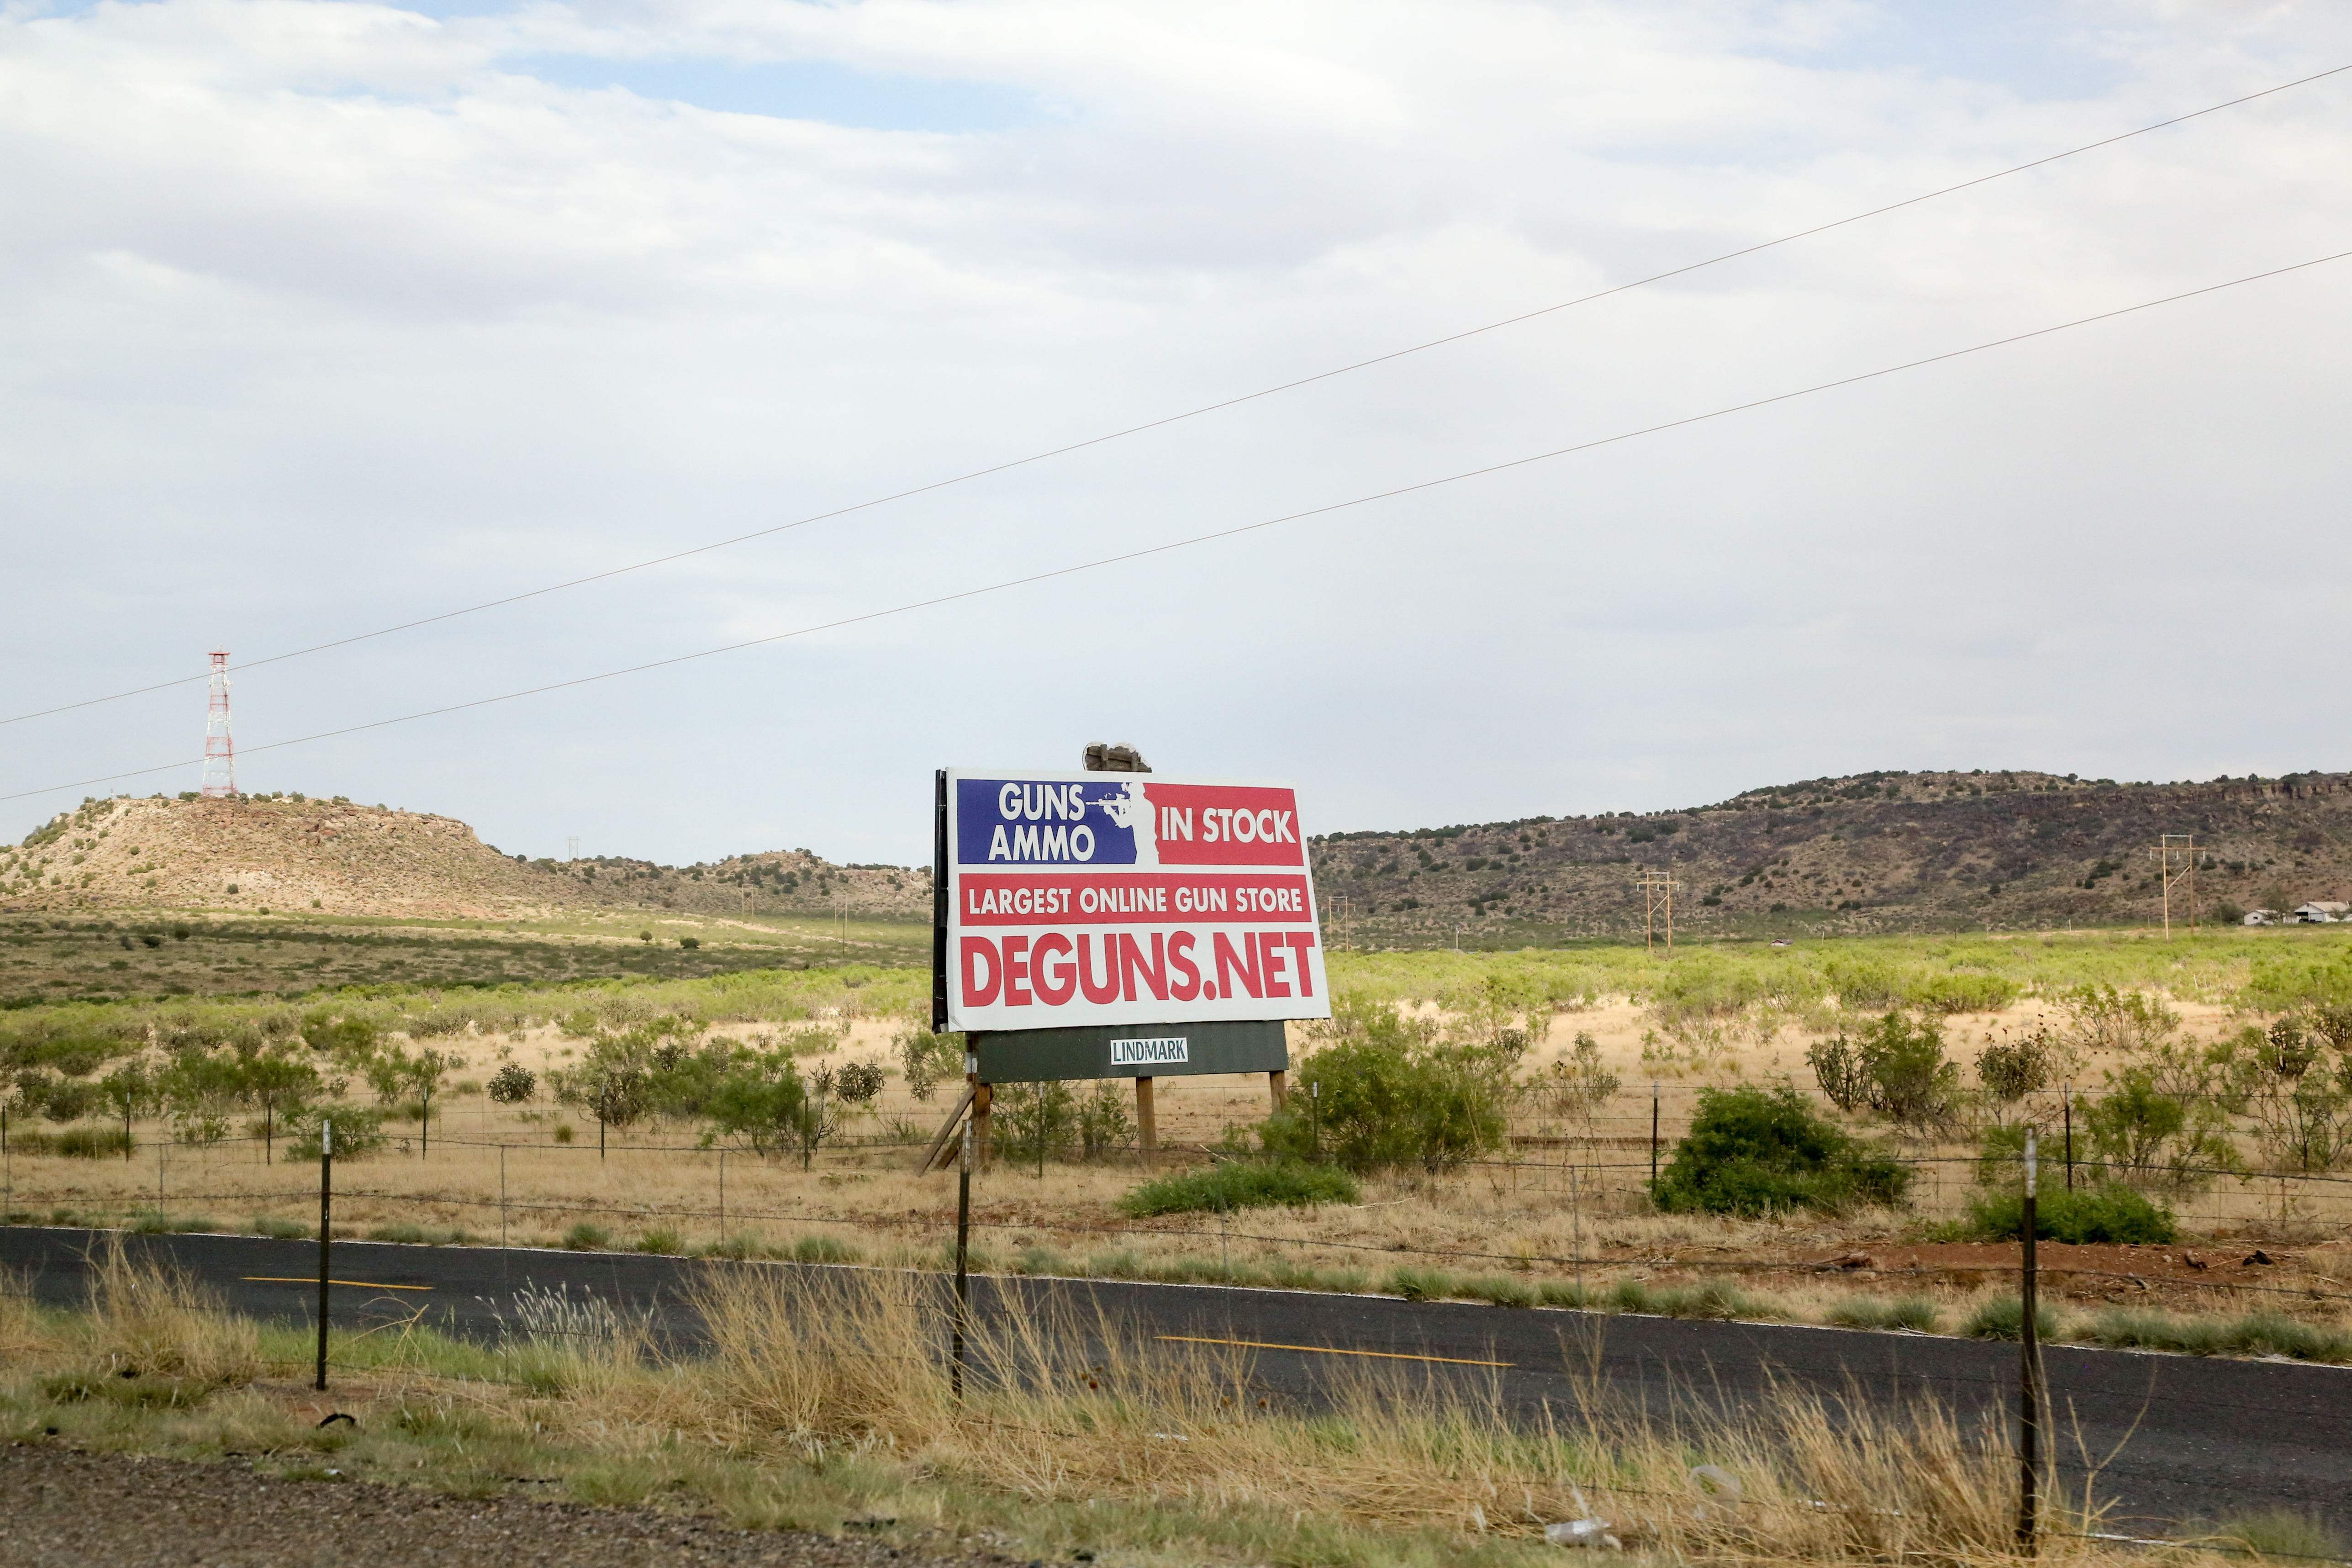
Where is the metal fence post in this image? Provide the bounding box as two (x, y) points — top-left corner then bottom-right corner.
(2018, 1128), (2042, 1554)
(316, 1119), (333, 1393)
(953, 1119), (972, 1401)
(2062, 1084), (2074, 1192)
(1649, 1082), (1660, 1191)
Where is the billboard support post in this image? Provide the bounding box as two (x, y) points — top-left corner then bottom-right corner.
(972, 1081), (993, 1171)
(1268, 1068), (1287, 1113)
(1135, 1077), (1156, 1170)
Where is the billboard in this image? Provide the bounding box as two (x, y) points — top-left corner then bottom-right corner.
(942, 770), (1332, 1033)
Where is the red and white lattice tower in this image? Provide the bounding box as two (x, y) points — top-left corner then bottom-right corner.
(200, 649), (237, 798)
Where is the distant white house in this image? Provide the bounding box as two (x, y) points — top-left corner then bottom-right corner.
(2245, 909), (2279, 925)
(2294, 902), (2351, 924)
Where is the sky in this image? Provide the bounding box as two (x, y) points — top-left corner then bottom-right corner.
(3, 0), (2350, 867)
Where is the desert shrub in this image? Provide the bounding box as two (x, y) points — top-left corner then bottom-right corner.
(2085, 1054), (2244, 1190)
(896, 1020), (965, 1102)
(33, 1077), (98, 1124)
(1254, 994), (1515, 1173)
(1827, 1296), (1941, 1333)
(833, 1057), (886, 1104)
(1965, 1297), (2061, 1342)
(1965, 1182), (2176, 1245)
(791, 1234), (860, 1264)
(1386, 1265), (1455, 1301)
(1076, 1079), (1133, 1160)
(487, 1062), (537, 1103)
(1652, 1084), (1911, 1217)
(1976, 1026), (2058, 1112)
(2243, 1016), (2352, 1172)
(702, 1049), (817, 1157)
(1808, 1012), (1958, 1129)
(1807, 1033), (1871, 1113)
(1906, 970), (2020, 1015)
(1119, 1160), (1360, 1217)
(562, 1222), (610, 1251)
(2080, 1310), (2352, 1364)
(284, 1106), (387, 1161)
(10, 1125), (132, 1158)
(2061, 982), (2180, 1055)
(994, 1080), (1080, 1166)
(1823, 956), (1904, 1010)
(1535, 1030), (1620, 1120)
(2195, 1510), (2351, 1561)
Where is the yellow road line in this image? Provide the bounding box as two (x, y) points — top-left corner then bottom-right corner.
(1156, 1334), (1509, 1367)
(241, 1276), (432, 1291)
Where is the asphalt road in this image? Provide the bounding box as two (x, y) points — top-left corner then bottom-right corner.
(6, 1227), (2346, 1535)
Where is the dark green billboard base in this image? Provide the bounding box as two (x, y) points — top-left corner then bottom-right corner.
(973, 1020), (1288, 1083)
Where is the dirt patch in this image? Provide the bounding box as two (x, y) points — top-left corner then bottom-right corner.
(0, 1442), (1001, 1568)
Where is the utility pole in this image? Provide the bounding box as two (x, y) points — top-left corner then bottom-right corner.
(1635, 870), (1683, 956)
(1332, 894), (1353, 953)
(2148, 834), (2198, 939)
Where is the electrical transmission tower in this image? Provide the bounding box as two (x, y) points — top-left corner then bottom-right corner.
(2148, 834), (2198, 939)
(1635, 870), (1682, 955)
(200, 649), (237, 798)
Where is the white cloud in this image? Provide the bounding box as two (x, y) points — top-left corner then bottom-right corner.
(4, 0), (2350, 861)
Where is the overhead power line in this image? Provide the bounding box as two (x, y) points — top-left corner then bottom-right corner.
(3, 60), (2344, 734)
(7, 242), (2346, 808)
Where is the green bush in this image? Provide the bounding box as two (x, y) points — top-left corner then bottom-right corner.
(2075, 1309), (2352, 1363)
(487, 1062), (536, 1103)
(9, 1125), (132, 1158)
(2195, 1509), (2350, 1562)
(791, 1234), (859, 1264)
(1386, 1265), (1455, 1301)
(1652, 1085), (1911, 1217)
(1807, 1012), (1958, 1128)
(1964, 1297), (2061, 1341)
(562, 1222), (610, 1251)
(1827, 1296), (1941, 1333)
(1119, 1160), (1360, 1217)
(285, 1107), (387, 1161)
(1609, 1278), (1770, 1320)
(1907, 970), (2021, 1015)
(1966, 1182), (2176, 1245)
(1460, 1274), (1537, 1308)
(1253, 995), (1516, 1173)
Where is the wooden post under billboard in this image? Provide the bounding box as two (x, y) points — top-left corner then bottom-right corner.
(1135, 1076), (1156, 1170)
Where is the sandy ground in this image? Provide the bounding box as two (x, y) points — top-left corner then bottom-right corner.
(0, 1442), (1003, 1568)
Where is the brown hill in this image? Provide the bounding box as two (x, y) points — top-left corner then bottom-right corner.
(2, 795), (928, 922)
(1311, 767), (2352, 942)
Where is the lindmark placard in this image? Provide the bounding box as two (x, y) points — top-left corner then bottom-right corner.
(943, 771), (1332, 1032)
(1110, 1036), (1189, 1066)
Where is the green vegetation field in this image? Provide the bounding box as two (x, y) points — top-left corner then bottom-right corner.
(0, 908), (928, 1006)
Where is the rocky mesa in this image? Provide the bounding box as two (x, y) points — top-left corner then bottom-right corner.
(3, 795), (928, 922)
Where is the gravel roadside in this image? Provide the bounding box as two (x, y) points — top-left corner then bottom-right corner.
(0, 1444), (1013, 1568)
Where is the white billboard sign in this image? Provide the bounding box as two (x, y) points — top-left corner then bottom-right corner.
(943, 770), (1332, 1032)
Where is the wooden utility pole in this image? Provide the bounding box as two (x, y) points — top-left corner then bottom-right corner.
(1635, 870), (1683, 955)
(2147, 834), (2198, 939)
(1331, 895), (1353, 953)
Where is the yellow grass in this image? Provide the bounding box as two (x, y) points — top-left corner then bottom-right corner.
(1, 1248), (2188, 1568)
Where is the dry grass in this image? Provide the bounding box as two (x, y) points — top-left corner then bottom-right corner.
(2, 1250), (2177, 1568)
